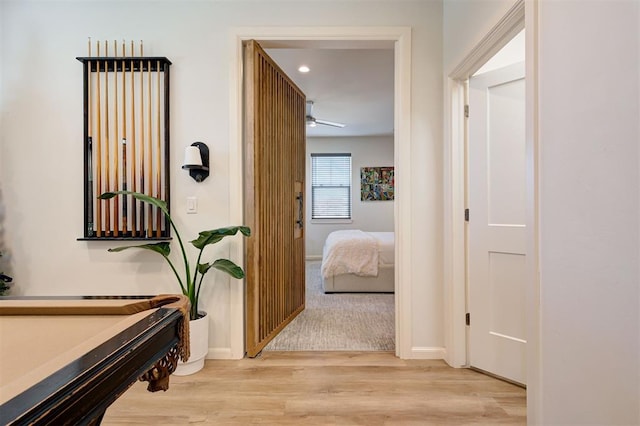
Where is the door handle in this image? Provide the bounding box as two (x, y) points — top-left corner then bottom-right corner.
(296, 192), (304, 229)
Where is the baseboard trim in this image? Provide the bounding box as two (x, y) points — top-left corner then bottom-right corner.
(409, 346), (446, 359)
(207, 347), (241, 360)
(306, 255), (322, 261)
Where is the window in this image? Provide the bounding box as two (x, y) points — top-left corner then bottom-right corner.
(311, 153), (352, 220)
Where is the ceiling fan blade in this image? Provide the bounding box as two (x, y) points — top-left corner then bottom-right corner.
(306, 100), (345, 128)
(315, 119), (346, 128)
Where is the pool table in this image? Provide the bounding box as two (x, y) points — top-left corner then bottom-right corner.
(0, 295), (190, 425)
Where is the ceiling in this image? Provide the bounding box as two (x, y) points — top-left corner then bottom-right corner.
(265, 47), (395, 138)
(262, 31), (523, 138)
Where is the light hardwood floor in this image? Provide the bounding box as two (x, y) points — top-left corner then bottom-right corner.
(103, 351), (526, 425)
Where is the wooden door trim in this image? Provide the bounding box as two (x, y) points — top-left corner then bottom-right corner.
(230, 26), (413, 359)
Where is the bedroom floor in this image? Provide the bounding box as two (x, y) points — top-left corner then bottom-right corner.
(263, 260), (395, 351)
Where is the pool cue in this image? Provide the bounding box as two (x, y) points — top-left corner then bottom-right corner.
(87, 38), (94, 236)
(130, 41), (138, 237)
(104, 40), (111, 236)
(120, 40), (127, 235)
(95, 40), (103, 237)
(147, 57), (152, 237)
(155, 59), (161, 237)
(139, 40), (146, 236)
(113, 40), (119, 236)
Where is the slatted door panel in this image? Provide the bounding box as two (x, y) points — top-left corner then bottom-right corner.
(244, 40), (306, 357)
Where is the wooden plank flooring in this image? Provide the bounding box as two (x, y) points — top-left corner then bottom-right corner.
(103, 351), (526, 425)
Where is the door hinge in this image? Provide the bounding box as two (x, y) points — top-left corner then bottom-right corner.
(466, 313), (470, 326)
(464, 208), (469, 222)
(464, 104), (469, 118)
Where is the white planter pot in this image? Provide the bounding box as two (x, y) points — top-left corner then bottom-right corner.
(174, 312), (209, 376)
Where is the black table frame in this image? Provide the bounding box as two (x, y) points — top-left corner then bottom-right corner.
(0, 296), (184, 425)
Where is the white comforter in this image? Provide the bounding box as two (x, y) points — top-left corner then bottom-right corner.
(321, 230), (379, 279)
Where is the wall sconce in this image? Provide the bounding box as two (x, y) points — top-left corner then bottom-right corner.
(182, 142), (210, 182)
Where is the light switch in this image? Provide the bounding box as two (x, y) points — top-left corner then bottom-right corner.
(186, 197), (197, 214)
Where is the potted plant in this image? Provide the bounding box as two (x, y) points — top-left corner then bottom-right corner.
(98, 191), (250, 375)
(0, 252), (12, 296)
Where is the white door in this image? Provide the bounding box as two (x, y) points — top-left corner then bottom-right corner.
(468, 62), (526, 385)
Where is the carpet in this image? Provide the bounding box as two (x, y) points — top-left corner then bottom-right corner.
(263, 261), (395, 351)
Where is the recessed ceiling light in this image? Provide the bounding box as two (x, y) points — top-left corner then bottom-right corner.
(298, 65), (310, 73)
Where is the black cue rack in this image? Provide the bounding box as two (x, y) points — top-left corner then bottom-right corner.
(76, 56), (172, 240)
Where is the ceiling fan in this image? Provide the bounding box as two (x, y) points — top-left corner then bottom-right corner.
(306, 100), (345, 128)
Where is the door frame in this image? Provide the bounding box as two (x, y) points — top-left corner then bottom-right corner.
(444, 0), (524, 367)
(444, 0), (541, 419)
(229, 26), (412, 359)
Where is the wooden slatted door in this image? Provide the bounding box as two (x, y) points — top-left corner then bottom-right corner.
(244, 40), (306, 357)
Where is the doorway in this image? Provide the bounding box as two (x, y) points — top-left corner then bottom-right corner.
(229, 27), (412, 358)
(444, 0), (529, 384)
(263, 46), (395, 352)
(444, 0), (526, 368)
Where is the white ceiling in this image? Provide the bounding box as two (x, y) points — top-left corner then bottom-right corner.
(265, 47), (395, 138)
(263, 31), (523, 138)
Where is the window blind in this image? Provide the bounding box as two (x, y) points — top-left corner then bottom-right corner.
(311, 154), (352, 219)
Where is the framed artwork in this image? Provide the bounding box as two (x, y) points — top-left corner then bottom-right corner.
(361, 166), (394, 201)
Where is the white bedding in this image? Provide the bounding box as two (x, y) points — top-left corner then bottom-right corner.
(375, 232), (395, 265)
(321, 230), (395, 279)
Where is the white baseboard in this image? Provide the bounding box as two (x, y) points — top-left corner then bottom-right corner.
(409, 346), (446, 360)
(207, 347), (242, 360)
(305, 255), (322, 261)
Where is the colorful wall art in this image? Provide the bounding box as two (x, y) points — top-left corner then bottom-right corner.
(361, 166), (394, 201)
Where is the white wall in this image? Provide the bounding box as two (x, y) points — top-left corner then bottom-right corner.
(443, 0), (517, 74)
(306, 136), (394, 258)
(0, 1), (443, 358)
(537, 1), (639, 424)
(444, 0), (640, 424)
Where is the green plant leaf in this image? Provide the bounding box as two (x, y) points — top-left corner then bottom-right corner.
(191, 226), (251, 250)
(196, 260), (245, 278)
(197, 262), (213, 275)
(108, 242), (171, 257)
(212, 259), (245, 279)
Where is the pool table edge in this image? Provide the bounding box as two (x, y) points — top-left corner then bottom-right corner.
(0, 305), (185, 425)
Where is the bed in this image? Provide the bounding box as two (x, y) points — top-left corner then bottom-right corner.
(321, 230), (395, 293)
